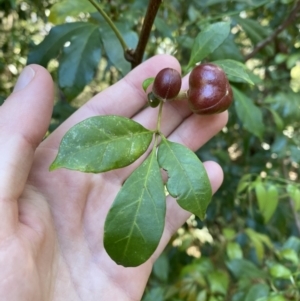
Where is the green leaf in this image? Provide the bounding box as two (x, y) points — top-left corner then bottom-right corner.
(27, 22), (91, 67)
(244, 283), (269, 301)
(268, 108), (284, 130)
(279, 249), (299, 265)
(50, 116), (153, 173)
(269, 264), (292, 279)
(188, 22), (231, 68)
(287, 184), (300, 211)
(58, 23), (101, 100)
(207, 271), (229, 295)
(226, 242), (243, 260)
(49, 0), (96, 24)
(232, 87), (264, 139)
(142, 77), (155, 92)
(226, 259), (267, 279)
(255, 184), (278, 223)
(153, 253), (169, 282)
(213, 59), (254, 85)
(104, 150), (166, 267)
(237, 174), (252, 194)
(157, 138), (212, 220)
(264, 185), (279, 223)
(100, 22), (138, 75)
(255, 182), (267, 213)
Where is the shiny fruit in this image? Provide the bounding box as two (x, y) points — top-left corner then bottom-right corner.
(152, 68), (182, 101)
(188, 63), (233, 115)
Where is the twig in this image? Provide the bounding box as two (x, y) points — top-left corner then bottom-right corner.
(87, 0), (129, 52)
(245, 0), (300, 61)
(130, 0), (163, 68)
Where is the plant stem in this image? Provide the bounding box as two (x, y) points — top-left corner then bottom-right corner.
(156, 101), (164, 133)
(131, 0), (163, 68)
(87, 0), (129, 52)
(245, 0), (300, 60)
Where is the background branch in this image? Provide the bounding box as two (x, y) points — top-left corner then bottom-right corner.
(245, 0), (300, 60)
(128, 0), (162, 68)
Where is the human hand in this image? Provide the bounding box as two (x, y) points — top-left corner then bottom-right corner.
(0, 55), (227, 301)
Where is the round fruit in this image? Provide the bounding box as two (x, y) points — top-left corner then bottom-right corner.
(152, 68), (182, 101)
(187, 63), (233, 115)
(147, 92), (161, 108)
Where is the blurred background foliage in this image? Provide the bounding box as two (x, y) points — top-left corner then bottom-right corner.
(1, 0), (300, 300)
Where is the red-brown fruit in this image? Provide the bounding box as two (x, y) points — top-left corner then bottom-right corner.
(152, 68), (182, 101)
(188, 63), (233, 115)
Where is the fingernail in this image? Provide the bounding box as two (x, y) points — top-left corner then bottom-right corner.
(13, 66), (35, 93)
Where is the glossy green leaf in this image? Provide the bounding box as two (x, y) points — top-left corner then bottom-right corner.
(269, 264), (292, 279)
(188, 22), (231, 68)
(58, 23), (101, 100)
(27, 22), (91, 67)
(233, 87), (264, 139)
(104, 150), (166, 267)
(244, 283), (269, 301)
(213, 59), (254, 85)
(49, 0), (96, 24)
(142, 77), (155, 92)
(50, 116), (153, 173)
(157, 138), (212, 220)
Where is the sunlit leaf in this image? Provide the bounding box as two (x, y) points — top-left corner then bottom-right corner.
(279, 249), (299, 265)
(213, 59), (254, 85)
(188, 22), (231, 68)
(49, 0), (96, 24)
(157, 138), (212, 220)
(269, 264), (292, 279)
(50, 116), (153, 173)
(226, 242), (243, 260)
(104, 150), (166, 267)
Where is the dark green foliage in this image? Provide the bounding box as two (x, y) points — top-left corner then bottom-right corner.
(1, 0), (300, 299)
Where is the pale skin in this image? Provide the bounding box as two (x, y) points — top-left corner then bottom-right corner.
(0, 55), (227, 301)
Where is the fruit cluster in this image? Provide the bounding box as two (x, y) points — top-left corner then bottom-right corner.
(148, 63), (233, 114)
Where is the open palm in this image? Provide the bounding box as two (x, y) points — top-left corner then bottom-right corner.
(0, 55), (227, 301)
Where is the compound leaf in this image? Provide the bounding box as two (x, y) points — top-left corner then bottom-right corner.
(50, 115), (154, 173)
(104, 150), (166, 267)
(157, 138), (212, 220)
